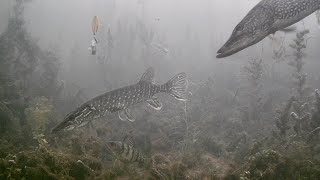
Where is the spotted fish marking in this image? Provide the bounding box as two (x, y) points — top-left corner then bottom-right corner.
(51, 67), (188, 133)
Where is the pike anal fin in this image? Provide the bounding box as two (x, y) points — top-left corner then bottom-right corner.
(118, 109), (135, 122)
(147, 96), (162, 110)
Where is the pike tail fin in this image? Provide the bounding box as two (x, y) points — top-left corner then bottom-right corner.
(165, 72), (188, 101)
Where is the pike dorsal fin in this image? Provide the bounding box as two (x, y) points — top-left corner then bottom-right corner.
(123, 135), (135, 148)
(139, 67), (155, 83)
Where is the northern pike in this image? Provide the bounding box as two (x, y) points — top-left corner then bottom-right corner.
(51, 68), (187, 133)
(217, 0), (320, 58)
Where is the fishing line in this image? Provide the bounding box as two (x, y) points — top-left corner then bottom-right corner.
(183, 100), (188, 132)
(260, 40), (264, 60)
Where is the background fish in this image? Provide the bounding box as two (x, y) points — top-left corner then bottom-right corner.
(105, 137), (146, 164)
(51, 67), (187, 133)
(217, 0), (320, 58)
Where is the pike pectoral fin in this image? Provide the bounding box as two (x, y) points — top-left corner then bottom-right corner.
(118, 111), (126, 121)
(118, 109), (135, 122)
(124, 109), (135, 122)
(146, 96), (162, 110)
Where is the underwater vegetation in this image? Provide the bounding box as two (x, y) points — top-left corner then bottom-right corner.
(1, 1), (320, 180)
(224, 30), (320, 180)
(25, 97), (54, 136)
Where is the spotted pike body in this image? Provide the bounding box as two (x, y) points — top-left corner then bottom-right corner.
(51, 68), (187, 133)
(106, 141), (145, 164)
(217, 0), (320, 58)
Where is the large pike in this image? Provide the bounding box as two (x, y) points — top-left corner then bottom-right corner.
(51, 68), (187, 133)
(217, 0), (320, 58)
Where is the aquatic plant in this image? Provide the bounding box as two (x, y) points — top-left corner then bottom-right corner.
(275, 96), (295, 138)
(0, 143), (105, 180)
(287, 30), (315, 139)
(310, 89), (320, 128)
(25, 97), (54, 136)
(241, 58), (268, 123)
(288, 30), (310, 99)
(200, 137), (224, 157)
(223, 29), (320, 180)
(0, 101), (21, 135)
(239, 142), (320, 179)
(0, 0), (61, 140)
(0, 1), (36, 128)
(307, 89), (320, 143)
(243, 58), (265, 89)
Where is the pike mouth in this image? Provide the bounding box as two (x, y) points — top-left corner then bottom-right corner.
(216, 35), (265, 58)
(51, 124), (64, 134)
(217, 30), (271, 58)
(50, 114), (75, 133)
(51, 121), (70, 133)
(216, 44), (247, 58)
(216, 34), (247, 58)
